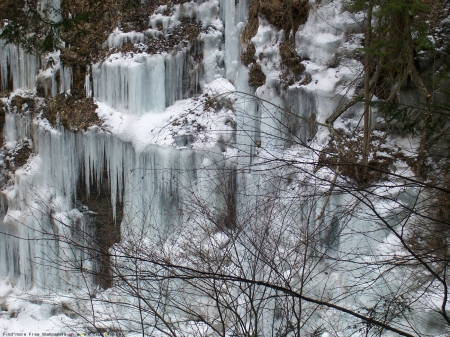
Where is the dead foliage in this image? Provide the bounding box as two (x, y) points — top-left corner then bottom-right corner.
(279, 72), (295, 87)
(407, 171), (450, 269)
(10, 95), (36, 113)
(45, 94), (101, 131)
(278, 41), (305, 88)
(248, 64), (266, 87)
(300, 73), (312, 86)
(279, 41), (305, 74)
(203, 93), (234, 112)
(241, 43), (257, 66)
(317, 133), (395, 187)
(242, 0), (310, 43)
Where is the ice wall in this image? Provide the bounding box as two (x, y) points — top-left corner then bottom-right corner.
(0, 42), (38, 92)
(92, 49), (203, 115)
(0, 0), (283, 295)
(0, 111), (228, 290)
(92, 54), (166, 115)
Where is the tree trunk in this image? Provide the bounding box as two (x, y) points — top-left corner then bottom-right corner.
(362, 0), (373, 180)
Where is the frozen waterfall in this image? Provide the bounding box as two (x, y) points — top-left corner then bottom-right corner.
(0, 0), (444, 336)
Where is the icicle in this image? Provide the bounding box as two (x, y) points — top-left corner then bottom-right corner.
(220, 0), (245, 82)
(93, 54), (166, 115)
(0, 41), (38, 91)
(85, 65), (92, 98)
(60, 66), (72, 94)
(4, 113), (18, 149)
(0, 40), (10, 91)
(52, 73), (58, 97)
(107, 29), (145, 49)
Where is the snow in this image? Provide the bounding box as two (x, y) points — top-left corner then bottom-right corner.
(106, 29), (146, 49)
(296, 1), (349, 65)
(204, 77), (236, 99)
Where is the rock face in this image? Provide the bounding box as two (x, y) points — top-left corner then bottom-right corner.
(76, 166), (123, 289)
(0, 0), (449, 336)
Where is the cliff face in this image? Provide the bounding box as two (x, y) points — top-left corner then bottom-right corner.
(0, 0), (449, 336)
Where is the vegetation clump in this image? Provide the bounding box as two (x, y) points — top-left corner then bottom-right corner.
(317, 133), (395, 187)
(10, 95), (36, 113)
(279, 40), (305, 88)
(248, 64), (266, 88)
(241, 43), (265, 87)
(45, 94), (101, 131)
(242, 0), (309, 43)
(106, 18), (202, 56)
(279, 41), (304, 75)
(240, 43), (256, 66)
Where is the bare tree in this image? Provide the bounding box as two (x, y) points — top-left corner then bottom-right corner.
(3, 88), (446, 337)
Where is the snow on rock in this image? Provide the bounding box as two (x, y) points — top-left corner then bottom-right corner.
(106, 28), (146, 49)
(204, 77), (236, 99)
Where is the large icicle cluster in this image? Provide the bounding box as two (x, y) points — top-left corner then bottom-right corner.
(0, 0), (238, 293)
(92, 52), (187, 115)
(0, 110), (228, 287)
(0, 42), (38, 92)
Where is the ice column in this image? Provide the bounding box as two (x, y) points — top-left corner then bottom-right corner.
(0, 41), (38, 91)
(220, 0), (248, 82)
(85, 65), (92, 98)
(0, 110), (229, 291)
(93, 54), (166, 115)
(60, 66), (72, 94)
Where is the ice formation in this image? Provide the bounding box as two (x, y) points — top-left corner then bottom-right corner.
(0, 42), (38, 92)
(0, 0), (446, 336)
